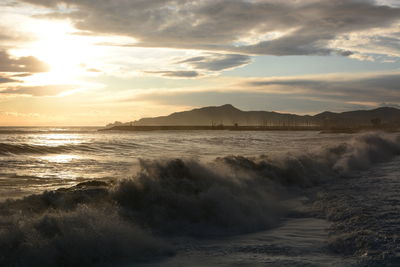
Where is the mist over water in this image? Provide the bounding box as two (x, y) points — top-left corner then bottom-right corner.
(0, 127), (399, 266)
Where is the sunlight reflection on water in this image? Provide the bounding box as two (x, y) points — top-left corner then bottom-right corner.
(33, 134), (83, 146)
(40, 154), (81, 163)
(0, 128), (354, 200)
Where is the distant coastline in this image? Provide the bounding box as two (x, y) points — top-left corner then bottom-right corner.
(100, 125), (399, 133)
(100, 125), (321, 132)
(102, 104), (400, 133)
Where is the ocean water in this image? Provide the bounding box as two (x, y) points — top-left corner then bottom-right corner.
(0, 127), (399, 266)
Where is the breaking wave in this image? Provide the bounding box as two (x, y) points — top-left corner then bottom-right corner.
(0, 206), (172, 267)
(0, 133), (399, 266)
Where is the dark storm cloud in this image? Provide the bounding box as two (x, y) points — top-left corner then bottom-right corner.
(19, 0), (400, 56)
(0, 85), (75, 96)
(144, 70), (200, 78)
(0, 50), (50, 73)
(178, 54), (251, 71)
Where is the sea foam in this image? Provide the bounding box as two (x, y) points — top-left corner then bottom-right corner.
(0, 133), (399, 266)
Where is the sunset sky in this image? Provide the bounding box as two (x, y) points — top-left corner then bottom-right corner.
(0, 0), (399, 126)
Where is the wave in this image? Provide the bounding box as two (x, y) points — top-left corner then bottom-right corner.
(0, 130), (98, 135)
(0, 142), (143, 156)
(0, 127), (100, 135)
(0, 206), (172, 267)
(0, 143), (97, 155)
(0, 133), (399, 265)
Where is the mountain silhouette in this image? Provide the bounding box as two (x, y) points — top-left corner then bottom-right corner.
(105, 105), (400, 127)
(129, 104), (310, 126)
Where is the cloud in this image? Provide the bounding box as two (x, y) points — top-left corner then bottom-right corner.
(380, 102), (400, 108)
(0, 111), (40, 118)
(329, 25), (400, 58)
(0, 24), (32, 44)
(0, 50), (50, 73)
(86, 68), (101, 73)
(0, 85), (76, 96)
(11, 73), (32, 77)
(0, 33), (13, 41)
(132, 89), (367, 114)
(143, 54), (252, 78)
(131, 71), (400, 112)
(19, 0), (400, 58)
(178, 54), (251, 71)
(144, 70), (200, 78)
(0, 75), (19, 83)
(243, 72), (400, 103)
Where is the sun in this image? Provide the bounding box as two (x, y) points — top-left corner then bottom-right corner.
(32, 21), (92, 81)
(15, 20), (99, 84)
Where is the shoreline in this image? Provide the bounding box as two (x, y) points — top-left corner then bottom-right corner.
(100, 125), (400, 133)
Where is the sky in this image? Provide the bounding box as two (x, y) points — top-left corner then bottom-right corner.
(0, 0), (399, 126)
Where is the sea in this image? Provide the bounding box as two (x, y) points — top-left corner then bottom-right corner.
(0, 127), (399, 266)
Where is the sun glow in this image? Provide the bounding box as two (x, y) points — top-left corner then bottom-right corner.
(13, 20), (102, 85)
(32, 21), (92, 81)
(36, 133), (82, 146)
(40, 154), (81, 163)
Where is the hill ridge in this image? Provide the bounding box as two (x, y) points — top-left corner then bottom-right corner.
(106, 104), (400, 128)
